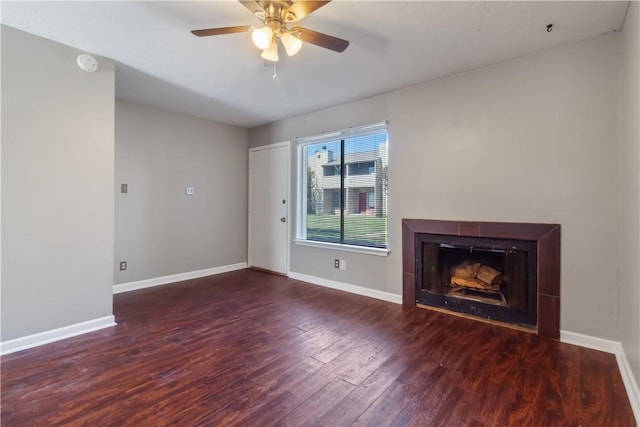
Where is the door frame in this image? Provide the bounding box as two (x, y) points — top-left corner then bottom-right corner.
(248, 141), (291, 275)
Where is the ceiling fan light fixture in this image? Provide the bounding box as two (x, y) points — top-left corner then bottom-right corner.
(251, 26), (273, 50)
(260, 41), (279, 62)
(281, 31), (302, 56)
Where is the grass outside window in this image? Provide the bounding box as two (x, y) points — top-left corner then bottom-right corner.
(306, 214), (387, 248)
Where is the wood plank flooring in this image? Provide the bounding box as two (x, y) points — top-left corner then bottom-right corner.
(1, 269), (635, 426)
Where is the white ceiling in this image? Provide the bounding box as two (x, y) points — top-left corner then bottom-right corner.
(1, 1), (629, 128)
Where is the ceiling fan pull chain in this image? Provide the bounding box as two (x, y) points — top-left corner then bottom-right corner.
(273, 47), (278, 79)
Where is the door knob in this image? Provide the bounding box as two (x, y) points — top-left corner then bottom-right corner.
(280, 217), (286, 223)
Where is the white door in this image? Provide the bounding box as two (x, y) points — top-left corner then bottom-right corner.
(249, 142), (289, 274)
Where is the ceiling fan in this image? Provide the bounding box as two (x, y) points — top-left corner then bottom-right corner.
(191, 0), (349, 62)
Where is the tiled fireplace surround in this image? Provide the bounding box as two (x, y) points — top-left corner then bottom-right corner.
(402, 219), (561, 339)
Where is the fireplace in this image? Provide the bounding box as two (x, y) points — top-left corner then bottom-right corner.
(402, 219), (560, 339)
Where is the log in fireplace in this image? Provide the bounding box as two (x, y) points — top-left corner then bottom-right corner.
(402, 219), (561, 339)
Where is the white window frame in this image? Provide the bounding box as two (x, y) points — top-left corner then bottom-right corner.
(294, 121), (389, 257)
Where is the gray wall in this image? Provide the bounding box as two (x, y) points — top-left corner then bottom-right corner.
(1, 26), (115, 341)
(114, 99), (248, 283)
(619, 1), (640, 386)
(250, 34), (622, 340)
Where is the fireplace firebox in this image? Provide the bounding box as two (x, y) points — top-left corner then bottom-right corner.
(402, 219), (561, 339)
(417, 234), (537, 327)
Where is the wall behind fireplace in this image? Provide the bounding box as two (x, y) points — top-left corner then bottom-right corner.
(249, 33), (621, 340)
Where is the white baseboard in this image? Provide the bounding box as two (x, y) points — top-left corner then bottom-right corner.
(288, 271), (402, 305)
(560, 330), (622, 354)
(113, 262), (248, 294)
(616, 344), (640, 424)
(0, 315), (116, 356)
(561, 330), (640, 423)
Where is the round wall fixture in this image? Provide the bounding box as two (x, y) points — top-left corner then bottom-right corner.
(76, 53), (98, 72)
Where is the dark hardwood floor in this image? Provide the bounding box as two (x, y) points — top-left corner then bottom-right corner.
(1, 269), (635, 426)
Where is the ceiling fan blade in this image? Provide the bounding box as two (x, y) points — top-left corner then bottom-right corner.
(239, 1), (265, 19)
(292, 26), (349, 53)
(284, 1), (331, 22)
(191, 26), (252, 37)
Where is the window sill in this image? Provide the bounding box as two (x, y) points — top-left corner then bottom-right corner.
(293, 238), (390, 257)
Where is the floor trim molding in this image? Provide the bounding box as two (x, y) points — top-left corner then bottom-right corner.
(560, 330), (622, 353)
(288, 271), (402, 305)
(0, 315), (116, 356)
(113, 262), (248, 294)
(561, 330), (640, 423)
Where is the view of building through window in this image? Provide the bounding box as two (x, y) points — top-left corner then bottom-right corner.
(302, 131), (388, 249)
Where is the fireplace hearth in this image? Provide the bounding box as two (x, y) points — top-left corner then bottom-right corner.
(402, 219), (560, 339)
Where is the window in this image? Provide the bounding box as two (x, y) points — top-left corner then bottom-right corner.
(367, 192), (375, 209)
(297, 122), (388, 251)
(323, 165), (340, 176)
(348, 161), (375, 176)
(332, 191), (341, 209)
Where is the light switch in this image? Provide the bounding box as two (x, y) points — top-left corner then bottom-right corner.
(121, 183), (128, 193)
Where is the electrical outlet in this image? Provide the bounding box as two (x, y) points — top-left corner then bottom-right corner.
(119, 261), (127, 271)
(334, 259), (340, 269)
(339, 259), (346, 270)
(185, 186), (195, 195)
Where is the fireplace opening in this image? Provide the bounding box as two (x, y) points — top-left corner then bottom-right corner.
(417, 234), (537, 328)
